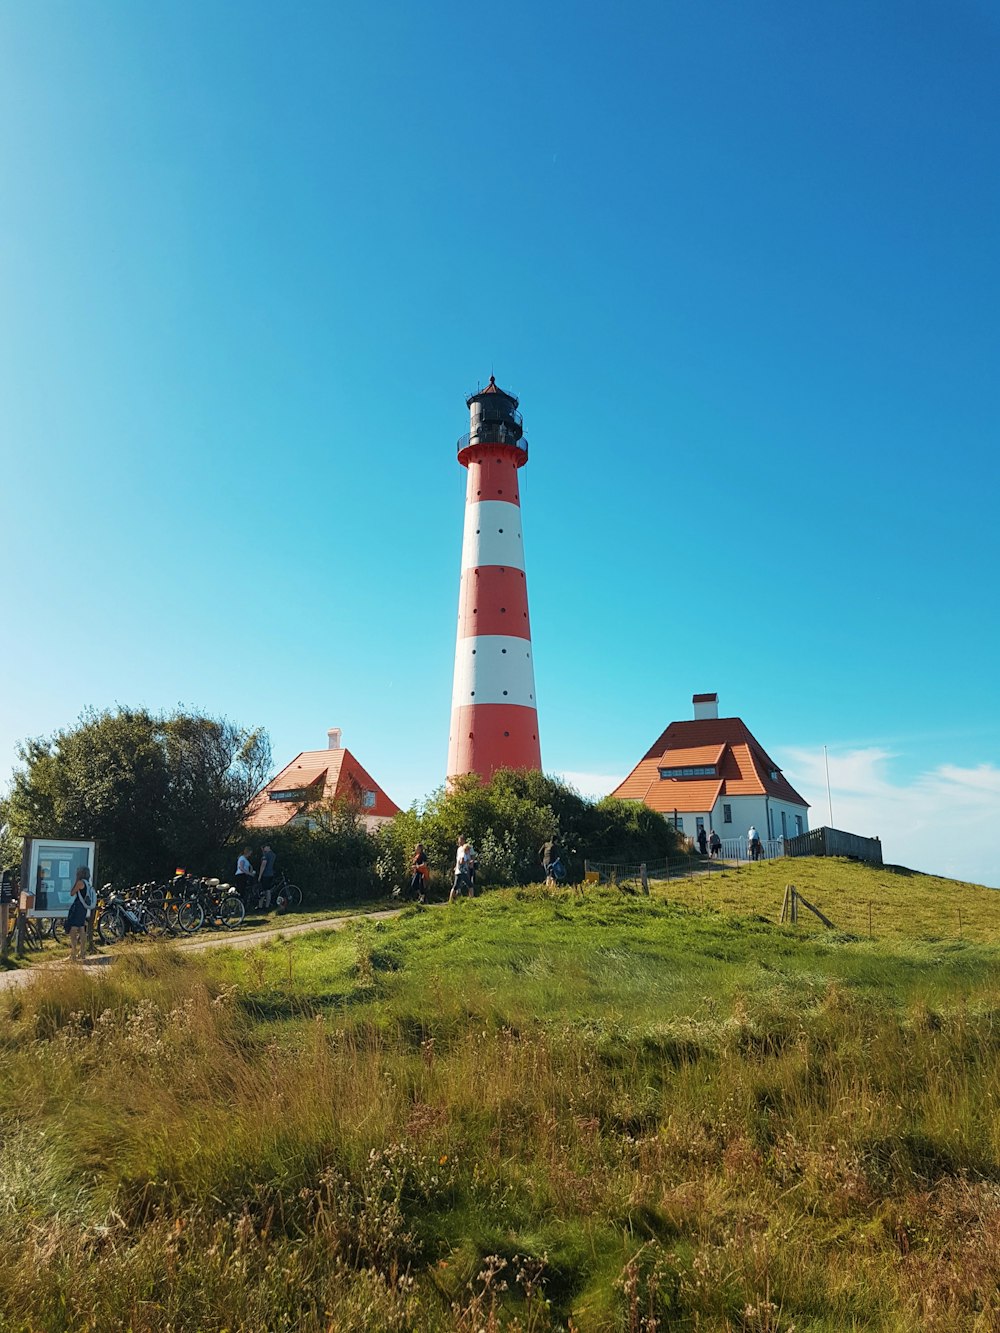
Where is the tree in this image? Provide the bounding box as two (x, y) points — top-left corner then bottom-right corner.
(375, 768), (684, 891)
(0, 707), (271, 885)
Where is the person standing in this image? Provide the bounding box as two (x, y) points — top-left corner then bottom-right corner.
(66, 865), (92, 962)
(257, 844), (276, 910)
(697, 826), (708, 856)
(410, 844), (429, 902)
(235, 846), (254, 902)
(464, 839), (478, 897)
(747, 826), (761, 861)
(449, 836), (472, 903)
(539, 838), (556, 883)
(709, 830), (722, 858)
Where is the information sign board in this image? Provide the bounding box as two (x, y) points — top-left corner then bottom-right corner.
(20, 838), (98, 918)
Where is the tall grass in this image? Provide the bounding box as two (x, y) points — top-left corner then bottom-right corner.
(1, 873), (1000, 1329)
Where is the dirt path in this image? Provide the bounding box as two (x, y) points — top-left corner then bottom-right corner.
(0, 908), (404, 993)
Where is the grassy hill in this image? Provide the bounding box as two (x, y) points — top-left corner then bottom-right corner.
(2, 857), (1000, 1330)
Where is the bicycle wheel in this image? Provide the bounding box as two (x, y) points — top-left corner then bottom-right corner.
(141, 904), (169, 939)
(24, 919), (46, 951)
(98, 907), (126, 945)
(176, 899), (205, 934)
(277, 881), (302, 912)
(218, 895), (246, 929)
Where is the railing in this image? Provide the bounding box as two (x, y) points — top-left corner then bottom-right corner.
(473, 404), (522, 428)
(785, 826), (883, 864)
(720, 837), (785, 863)
(457, 426), (529, 455)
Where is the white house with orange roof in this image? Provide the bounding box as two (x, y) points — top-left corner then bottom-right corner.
(611, 694), (809, 845)
(246, 728), (401, 833)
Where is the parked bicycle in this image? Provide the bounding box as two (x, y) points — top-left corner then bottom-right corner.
(272, 871), (302, 914)
(96, 885), (169, 945)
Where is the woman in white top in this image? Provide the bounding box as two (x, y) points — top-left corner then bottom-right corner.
(235, 847), (254, 901)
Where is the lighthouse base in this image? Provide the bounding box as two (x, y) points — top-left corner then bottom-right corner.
(447, 703), (541, 782)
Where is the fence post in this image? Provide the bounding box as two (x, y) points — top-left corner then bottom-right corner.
(640, 863), (648, 896)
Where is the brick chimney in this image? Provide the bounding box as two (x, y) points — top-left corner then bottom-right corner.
(327, 727), (342, 750)
(693, 693), (719, 721)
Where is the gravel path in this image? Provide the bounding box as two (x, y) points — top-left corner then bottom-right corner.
(0, 908), (404, 992)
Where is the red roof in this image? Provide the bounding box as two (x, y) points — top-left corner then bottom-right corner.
(246, 747), (401, 829)
(611, 715), (808, 814)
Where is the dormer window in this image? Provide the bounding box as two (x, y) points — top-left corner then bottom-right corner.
(659, 765), (717, 779)
(769, 769), (779, 781)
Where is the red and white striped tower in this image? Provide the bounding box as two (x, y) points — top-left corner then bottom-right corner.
(447, 377), (541, 781)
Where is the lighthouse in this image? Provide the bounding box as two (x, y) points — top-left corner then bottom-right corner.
(447, 377), (541, 781)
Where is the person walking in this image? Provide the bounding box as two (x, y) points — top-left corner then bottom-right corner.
(464, 840), (478, 897)
(709, 830), (722, 858)
(410, 843), (429, 902)
(539, 838), (556, 883)
(449, 836), (472, 903)
(257, 844), (276, 910)
(697, 826), (708, 856)
(66, 865), (92, 962)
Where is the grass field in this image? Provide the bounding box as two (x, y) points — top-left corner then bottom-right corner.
(1, 857), (999, 1330)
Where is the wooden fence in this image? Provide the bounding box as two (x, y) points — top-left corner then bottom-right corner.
(784, 826), (883, 865)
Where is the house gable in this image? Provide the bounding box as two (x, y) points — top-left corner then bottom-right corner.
(612, 697), (809, 817)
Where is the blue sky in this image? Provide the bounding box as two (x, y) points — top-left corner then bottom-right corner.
(2, 1), (997, 885)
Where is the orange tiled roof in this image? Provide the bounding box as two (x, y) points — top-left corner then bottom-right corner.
(654, 744), (726, 769)
(611, 715), (808, 811)
(268, 765), (328, 792)
(246, 746), (401, 828)
(612, 758), (661, 800)
(640, 778), (725, 815)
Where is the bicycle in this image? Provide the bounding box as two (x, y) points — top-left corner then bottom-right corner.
(5, 908), (47, 953)
(190, 878), (246, 930)
(272, 871), (302, 914)
(96, 887), (169, 945)
(150, 877), (205, 934)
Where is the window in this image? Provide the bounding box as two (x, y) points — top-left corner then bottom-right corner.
(769, 769), (779, 781)
(659, 765), (717, 779)
(667, 815), (684, 832)
(362, 790), (376, 809)
(695, 817), (705, 834)
(795, 815), (803, 836)
(270, 788), (312, 803)
(723, 804), (732, 824)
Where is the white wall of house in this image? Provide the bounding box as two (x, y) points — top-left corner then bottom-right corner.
(660, 794), (808, 841)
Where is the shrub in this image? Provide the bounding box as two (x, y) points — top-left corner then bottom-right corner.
(374, 770), (683, 891)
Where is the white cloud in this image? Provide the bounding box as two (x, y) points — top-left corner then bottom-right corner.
(777, 747), (1000, 889)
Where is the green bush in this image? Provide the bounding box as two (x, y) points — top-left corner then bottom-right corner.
(375, 769), (683, 892)
(223, 801), (380, 906)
